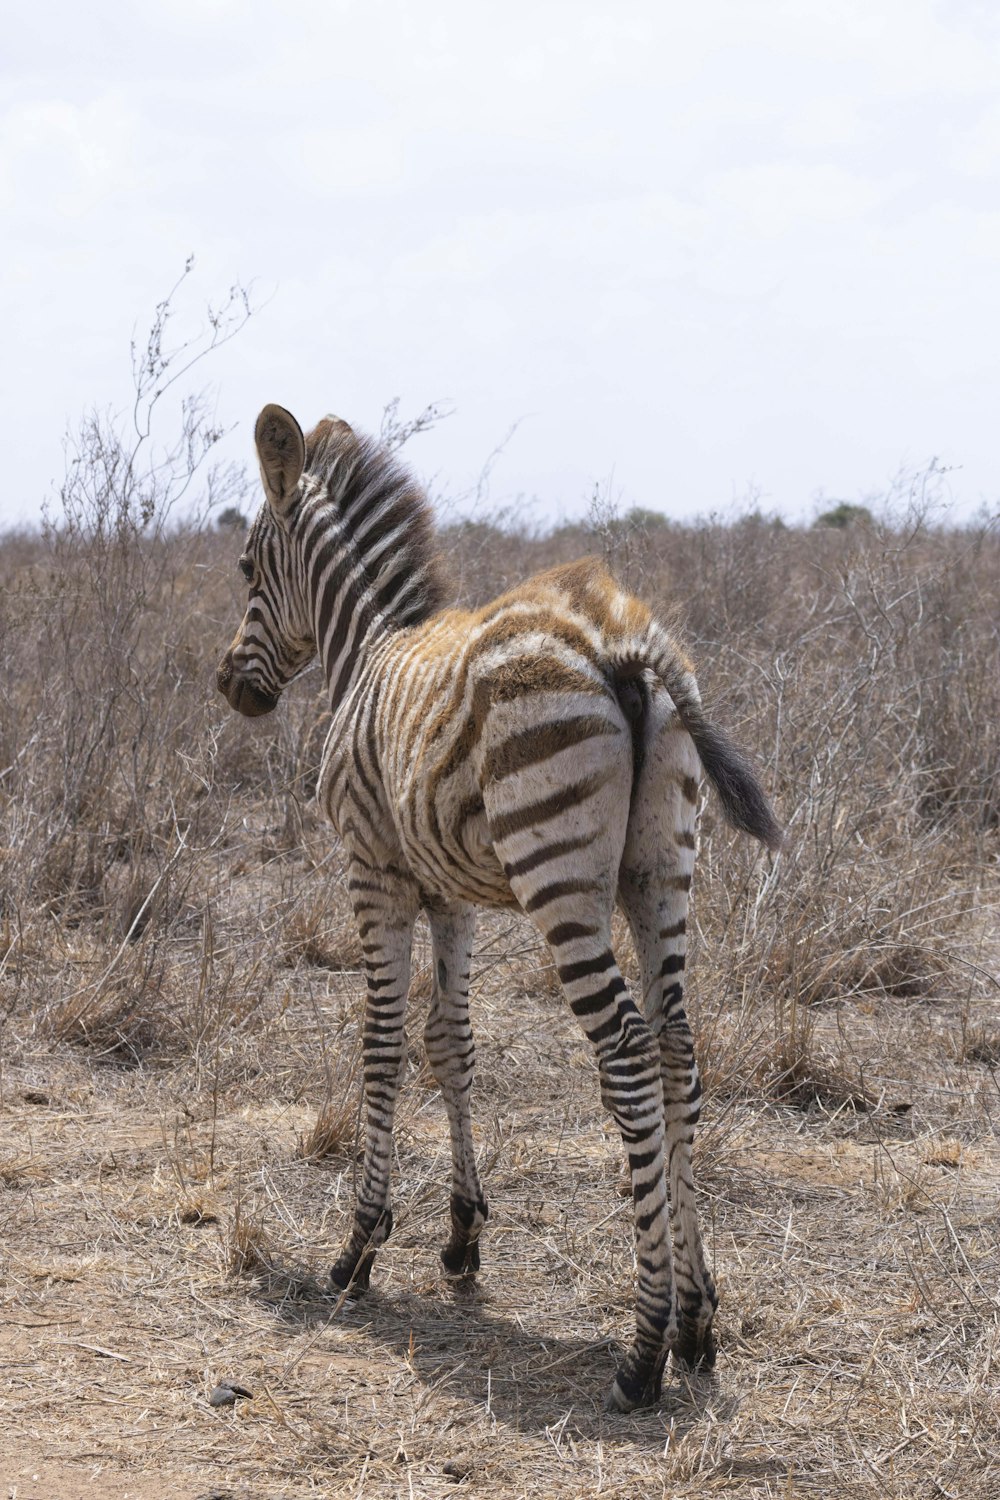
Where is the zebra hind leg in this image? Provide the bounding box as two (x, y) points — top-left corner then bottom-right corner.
(487, 758), (673, 1408)
(507, 886), (674, 1411)
(424, 904), (489, 1276)
(617, 694), (718, 1369)
(330, 880), (417, 1297)
(559, 922), (674, 1410)
(618, 871), (718, 1370)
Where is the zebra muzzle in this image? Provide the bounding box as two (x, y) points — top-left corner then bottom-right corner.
(216, 655), (279, 718)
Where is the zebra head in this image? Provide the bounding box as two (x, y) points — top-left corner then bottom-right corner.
(216, 404), (317, 717)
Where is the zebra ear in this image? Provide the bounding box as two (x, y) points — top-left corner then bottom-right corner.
(308, 414), (356, 452)
(255, 404), (306, 514)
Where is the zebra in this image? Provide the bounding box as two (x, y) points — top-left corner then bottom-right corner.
(217, 404), (783, 1412)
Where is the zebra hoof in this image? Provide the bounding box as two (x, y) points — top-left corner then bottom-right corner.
(605, 1369), (663, 1414)
(605, 1354), (666, 1413)
(605, 1381), (636, 1414)
(673, 1319), (717, 1371)
(330, 1250), (375, 1298)
(440, 1238), (480, 1276)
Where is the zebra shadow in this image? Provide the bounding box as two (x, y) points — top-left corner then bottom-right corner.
(249, 1264), (733, 1445)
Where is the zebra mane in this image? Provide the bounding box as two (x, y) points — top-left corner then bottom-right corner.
(303, 417), (448, 628)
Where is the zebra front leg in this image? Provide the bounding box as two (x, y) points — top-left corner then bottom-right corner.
(424, 904), (488, 1276)
(330, 882), (417, 1296)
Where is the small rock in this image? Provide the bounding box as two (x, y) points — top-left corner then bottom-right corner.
(209, 1380), (254, 1407)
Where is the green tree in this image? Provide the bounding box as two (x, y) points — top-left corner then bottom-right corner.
(814, 501), (874, 530)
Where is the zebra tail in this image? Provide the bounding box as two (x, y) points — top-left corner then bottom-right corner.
(619, 627), (785, 852)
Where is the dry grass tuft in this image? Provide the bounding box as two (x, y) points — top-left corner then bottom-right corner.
(226, 1197), (277, 1277)
(921, 1135), (964, 1167)
(175, 1194), (220, 1225)
(40, 963), (179, 1062)
(761, 998), (873, 1110)
(767, 1038), (874, 1111)
(0, 1152), (45, 1188)
(962, 1026), (1000, 1066)
(281, 900), (365, 971)
(297, 1082), (360, 1163)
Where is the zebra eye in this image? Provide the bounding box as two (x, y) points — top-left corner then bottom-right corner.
(239, 556), (255, 584)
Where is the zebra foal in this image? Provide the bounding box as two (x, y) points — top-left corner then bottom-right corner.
(217, 404), (782, 1411)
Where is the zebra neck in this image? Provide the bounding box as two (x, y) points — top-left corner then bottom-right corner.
(323, 606), (390, 715)
(308, 536), (389, 714)
(300, 439), (445, 712)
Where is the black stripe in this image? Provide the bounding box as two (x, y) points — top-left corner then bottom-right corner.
(570, 977), (628, 1018)
(662, 982), (684, 1013)
(490, 769), (613, 842)
(329, 604), (374, 706)
(483, 714), (619, 783)
(349, 747), (378, 810)
(557, 951), (616, 986)
(588, 1011), (629, 1044)
(503, 833), (593, 881)
(523, 878), (597, 914)
(547, 921), (599, 947)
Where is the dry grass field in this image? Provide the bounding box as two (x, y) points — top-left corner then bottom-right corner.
(1, 378), (998, 1497)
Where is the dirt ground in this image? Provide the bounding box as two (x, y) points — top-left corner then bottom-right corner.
(2, 861), (998, 1500)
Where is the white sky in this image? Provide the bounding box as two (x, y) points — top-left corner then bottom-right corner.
(3, 0), (1000, 531)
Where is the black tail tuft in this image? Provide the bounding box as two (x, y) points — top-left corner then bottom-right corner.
(684, 715), (785, 851)
(628, 631), (784, 851)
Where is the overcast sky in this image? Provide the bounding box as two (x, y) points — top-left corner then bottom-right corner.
(3, 0), (1000, 532)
